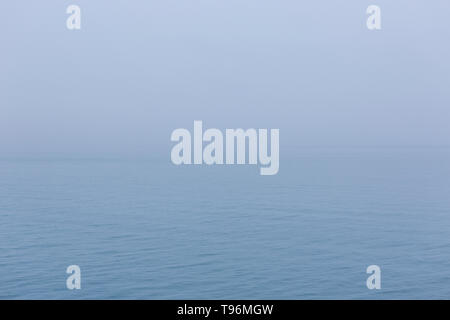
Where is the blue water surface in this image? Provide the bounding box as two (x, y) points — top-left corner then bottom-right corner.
(1, 148), (450, 299)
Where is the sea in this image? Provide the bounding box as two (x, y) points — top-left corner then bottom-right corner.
(1, 147), (449, 299)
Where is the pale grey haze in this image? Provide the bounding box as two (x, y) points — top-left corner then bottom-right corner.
(1, 1), (449, 157)
(1, 1), (450, 300)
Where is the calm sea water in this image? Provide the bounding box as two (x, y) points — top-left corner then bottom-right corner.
(1, 148), (450, 299)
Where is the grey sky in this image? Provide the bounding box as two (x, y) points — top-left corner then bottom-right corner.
(1, 1), (449, 156)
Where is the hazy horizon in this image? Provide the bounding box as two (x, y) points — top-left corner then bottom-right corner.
(2, 0), (450, 300)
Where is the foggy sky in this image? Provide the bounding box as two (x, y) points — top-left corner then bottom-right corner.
(1, 0), (449, 157)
